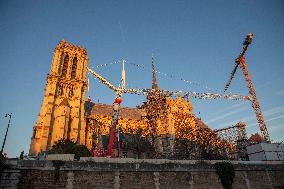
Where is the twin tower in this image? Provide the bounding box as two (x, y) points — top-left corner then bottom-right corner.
(29, 40), (88, 155)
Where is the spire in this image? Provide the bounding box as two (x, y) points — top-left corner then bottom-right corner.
(121, 59), (126, 91)
(151, 55), (158, 90)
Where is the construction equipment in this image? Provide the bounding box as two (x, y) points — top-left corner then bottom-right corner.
(224, 32), (270, 142)
(87, 58), (250, 158)
(86, 33), (269, 157)
(87, 60), (125, 157)
(214, 122), (249, 160)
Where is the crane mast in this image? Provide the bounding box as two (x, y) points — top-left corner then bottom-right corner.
(224, 33), (270, 142)
(87, 60), (125, 157)
(238, 56), (270, 141)
(106, 60), (125, 157)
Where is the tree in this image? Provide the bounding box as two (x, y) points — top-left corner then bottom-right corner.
(120, 129), (154, 159)
(249, 133), (264, 144)
(48, 139), (91, 160)
(172, 138), (195, 160)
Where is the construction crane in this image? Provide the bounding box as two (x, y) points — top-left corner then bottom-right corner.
(87, 60), (126, 157)
(86, 33), (266, 156)
(224, 32), (270, 142)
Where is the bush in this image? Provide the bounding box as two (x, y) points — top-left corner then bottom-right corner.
(48, 139), (91, 160)
(214, 162), (235, 189)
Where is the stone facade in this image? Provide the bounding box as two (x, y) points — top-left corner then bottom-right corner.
(85, 96), (203, 156)
(1, 159), (284, 189)
(29, 40), (88, 155)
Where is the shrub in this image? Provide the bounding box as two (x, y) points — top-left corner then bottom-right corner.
(214, 162), (235, 189)
(48, 139), (91, 160)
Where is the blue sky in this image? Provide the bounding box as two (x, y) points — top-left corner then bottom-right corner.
(0, 0), (283, 157)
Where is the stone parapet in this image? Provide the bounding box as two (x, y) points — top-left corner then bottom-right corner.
(46, 154), (75, 161)
(4, 158), (284, 172)
(1, 159), (284, 189)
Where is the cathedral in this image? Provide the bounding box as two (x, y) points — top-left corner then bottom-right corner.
(29, 40), (217, 157)
(29, 40), (88, 155)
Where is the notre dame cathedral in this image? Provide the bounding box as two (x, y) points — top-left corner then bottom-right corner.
(29, 40), (89, 155)
(29, 40), (209, 158)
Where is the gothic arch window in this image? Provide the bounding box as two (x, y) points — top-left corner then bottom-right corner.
(58, 51), (64, 74)
(33, 128), (37, 138)
(57, 85), (63, 96)
(68, 86), (74, 97)
(61, 54), (69, 77)
(71, 56), (77, 79)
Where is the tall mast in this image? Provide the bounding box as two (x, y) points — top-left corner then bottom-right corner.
(121, 59), (126, 92)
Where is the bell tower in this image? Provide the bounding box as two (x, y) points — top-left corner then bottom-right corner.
(29, 40), (88, 155)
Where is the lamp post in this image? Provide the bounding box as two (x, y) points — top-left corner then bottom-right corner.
(1, 113), (12, 154)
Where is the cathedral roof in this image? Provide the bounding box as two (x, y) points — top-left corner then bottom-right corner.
(85, 101), (208, 129)
(89, 103), (143, 120)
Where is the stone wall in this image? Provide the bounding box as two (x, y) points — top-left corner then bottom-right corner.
(1, 158), (284, 189)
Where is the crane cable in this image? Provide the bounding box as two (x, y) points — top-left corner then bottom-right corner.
(125, 61), (220, 93)
(123, 88), (250, 101)
(89, 59), (221, 93)
(87, 60), (247, 100)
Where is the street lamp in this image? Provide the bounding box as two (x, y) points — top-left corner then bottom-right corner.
(1, 113), (12, 154)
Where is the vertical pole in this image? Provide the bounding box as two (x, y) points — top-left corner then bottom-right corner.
(107, 99), (121, 157)
(1, 113), (12, 154)
(117, 126), (121, 157)
(121, 59), (126, 91)
(107, 59), (125, 157)
(239, 56), (270, 141)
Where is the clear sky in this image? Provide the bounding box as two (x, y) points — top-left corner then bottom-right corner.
(0, 0), (283, 157)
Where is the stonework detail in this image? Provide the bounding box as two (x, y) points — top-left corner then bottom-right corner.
(29, 40), (88, 155)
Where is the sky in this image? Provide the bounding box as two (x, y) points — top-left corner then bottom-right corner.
(0, 0), (283, 157)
